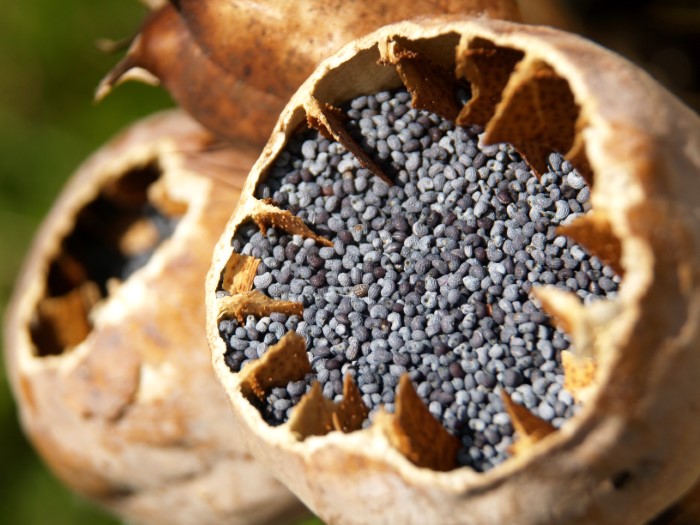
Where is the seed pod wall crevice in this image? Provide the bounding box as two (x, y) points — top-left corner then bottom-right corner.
(205, 18), (700, 525)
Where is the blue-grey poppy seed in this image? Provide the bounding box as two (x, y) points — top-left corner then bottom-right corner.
(223, 89), (619, 472)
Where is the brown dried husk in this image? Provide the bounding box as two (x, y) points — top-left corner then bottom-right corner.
(4, 111), (309, 525)
(206, 18), (700, 525)
(101, 1), (521, 146)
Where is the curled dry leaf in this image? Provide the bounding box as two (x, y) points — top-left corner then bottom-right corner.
(206, 17), (700, 525)
(4, 111), (309, 525)
(99, 0), (521, 146)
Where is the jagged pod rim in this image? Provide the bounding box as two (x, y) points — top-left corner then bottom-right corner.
(206, 16), (700, 524)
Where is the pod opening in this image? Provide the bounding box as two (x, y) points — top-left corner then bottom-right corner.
(30, 162), (187, 357)
(215, 31), (624, 472)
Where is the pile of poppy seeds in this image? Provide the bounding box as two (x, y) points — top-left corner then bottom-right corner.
(218, 89), (620, 471)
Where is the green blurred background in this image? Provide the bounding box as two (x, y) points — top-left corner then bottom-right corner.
(0, 2), (168, 524)
(0, 1), (696, 524)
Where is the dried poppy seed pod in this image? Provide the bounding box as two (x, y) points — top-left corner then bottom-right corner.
(205, 18), (700, 525)
(99, 0), (521, 146)
(4, 111), (308, 525)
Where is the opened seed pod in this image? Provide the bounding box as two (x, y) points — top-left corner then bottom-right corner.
(206, 17), (700, 525)
(4, 111), (309, 525)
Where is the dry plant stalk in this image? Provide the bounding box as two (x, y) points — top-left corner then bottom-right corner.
(4, 111), (309, 525)
(205, 17), (700, 525)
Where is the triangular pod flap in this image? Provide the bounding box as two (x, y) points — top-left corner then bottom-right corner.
(383, 39), (461, 122)
(287, 375), (369, 439)
(557, 211), (624, 277)
(378, 375), (459, 472)
(333, 375), (369, 433)
(532, 286), (599, 400)
(32, 281), (102, 356)
(221, 253), (260, 295)
(287, 383), (337, 438)
(147, 177), (189, 217)
(455, 38), (524, 128)
(306, 100), (393, 185)
(483, 59), (580, 177)
(561, 350), (597, 402)
(117, 218), (160, 257)
(238, 331), (310, 401)
(218, 291), (303, 325)
(252, 201), (333, 247)
(532, 286), (591, 352)
(501, 391), (556, 456)
(564, 123), (594, 187)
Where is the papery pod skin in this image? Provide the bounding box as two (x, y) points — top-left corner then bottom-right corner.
(101, 0), (521, 146)
(97, 4), (288, 148)
(4, 111), (309, 525)
(171, 0), (522, 99)
(206, 18), (700, 525)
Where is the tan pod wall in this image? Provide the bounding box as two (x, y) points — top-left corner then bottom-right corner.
(4, 111), (309, 525)
(206, 18), (700, 525)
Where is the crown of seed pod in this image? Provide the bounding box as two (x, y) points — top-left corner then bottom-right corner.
(205, 17), (700, 525)
(3, 111), (310, 525)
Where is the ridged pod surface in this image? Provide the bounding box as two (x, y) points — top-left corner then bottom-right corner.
(99, 0), (521, 146)
(206, 18), (700, 525)
(4, 111), (308, 525)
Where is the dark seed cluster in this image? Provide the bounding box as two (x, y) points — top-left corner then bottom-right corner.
(219, 90), (620, 471)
